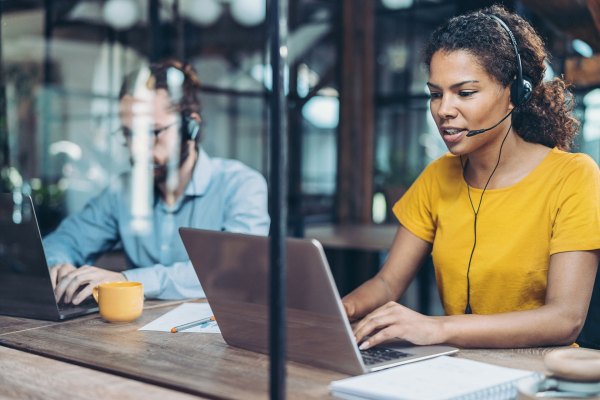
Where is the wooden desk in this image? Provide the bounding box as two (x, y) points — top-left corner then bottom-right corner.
(0, 346), (202, 400)
(0, 315), (57, 336)
(0, 299), (186, 336)
(0, 302), (345, 399)
(0, 301), (555, 399)
(304, 223), (397, 252)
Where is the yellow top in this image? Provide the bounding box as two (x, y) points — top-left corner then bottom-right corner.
(393, 148), (600, 315)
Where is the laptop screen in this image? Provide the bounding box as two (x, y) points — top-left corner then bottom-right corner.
(0, 194), (61, 318)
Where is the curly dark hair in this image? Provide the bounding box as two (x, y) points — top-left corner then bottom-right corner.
(119, 59), (202, 116)
(423, 5), (579, 150)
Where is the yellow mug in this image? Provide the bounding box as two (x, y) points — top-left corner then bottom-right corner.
(92, 282), (144, 323)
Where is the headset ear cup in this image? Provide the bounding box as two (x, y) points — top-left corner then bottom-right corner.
(187, 118), (200, 141)
(522, 78), (533, 104)
(510, 79), (521, 106)
(511, 77), (533, 107)
(181, 114), (200, 141)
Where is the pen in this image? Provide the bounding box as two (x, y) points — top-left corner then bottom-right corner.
(170, 315), (216, 333)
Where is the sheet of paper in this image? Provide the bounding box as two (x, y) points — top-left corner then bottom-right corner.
(139, 303), (220, 333)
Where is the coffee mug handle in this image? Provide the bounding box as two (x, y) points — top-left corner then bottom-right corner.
(92, 286), (100, 303)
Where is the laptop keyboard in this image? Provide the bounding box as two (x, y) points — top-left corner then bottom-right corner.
(58, 296), (97, 311)
(360, 347), (411, 366)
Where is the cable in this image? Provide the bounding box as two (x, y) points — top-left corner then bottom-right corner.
(462, 123), (513, 314)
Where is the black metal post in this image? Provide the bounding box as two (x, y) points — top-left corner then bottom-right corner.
(41, 0), (54, 184)
(0, 1), (8, 171)
(43, 0), (53, 86)
(268, 0), (288, 399)
(287, 0), (303, 238)
(173, 0), (186, 61)
(149, 0), (161, 62)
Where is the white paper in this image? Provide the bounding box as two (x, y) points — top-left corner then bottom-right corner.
(139, 303), (221, 333)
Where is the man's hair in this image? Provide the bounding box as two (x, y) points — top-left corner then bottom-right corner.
(119, 59), (202, 116)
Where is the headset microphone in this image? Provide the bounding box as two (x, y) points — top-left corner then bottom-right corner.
(466, 108), (515, 137)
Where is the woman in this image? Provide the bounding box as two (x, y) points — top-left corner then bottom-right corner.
(343, 5), (600, 349)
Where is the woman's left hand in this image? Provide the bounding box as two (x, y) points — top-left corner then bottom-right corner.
(353, 301), (445, 349)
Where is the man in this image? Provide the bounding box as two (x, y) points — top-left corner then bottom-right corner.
(44, 60), (270, 305)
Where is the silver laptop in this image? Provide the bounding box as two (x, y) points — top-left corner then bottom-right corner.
(0, 193), (98, 321)
(179, 228), (458, 375)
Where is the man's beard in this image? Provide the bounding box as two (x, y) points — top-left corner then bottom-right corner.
(153, 145), (192, 186)
(153, 164), (168, 185)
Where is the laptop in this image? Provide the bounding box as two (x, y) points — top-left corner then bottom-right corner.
(179, 228), (458, 375)
(0, 193), (98, 321)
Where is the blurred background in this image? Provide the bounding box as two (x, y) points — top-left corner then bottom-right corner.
(1, 0), (599, 310)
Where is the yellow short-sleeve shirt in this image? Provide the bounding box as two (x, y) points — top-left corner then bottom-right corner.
(393, 148), (600, 315)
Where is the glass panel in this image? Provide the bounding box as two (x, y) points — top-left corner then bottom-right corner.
(579, 89), (600, 164)
(0, 0), (270, 233)
(375, 1), (455, 97)
(375, 98), (445, 190)
(374, 1), (457, 222)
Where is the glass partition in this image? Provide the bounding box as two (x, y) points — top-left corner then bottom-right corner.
(0, 0), (272, 233)
(1, 0), (598, 234)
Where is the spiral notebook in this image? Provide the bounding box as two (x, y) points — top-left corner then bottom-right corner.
(329, 355), (541, 400)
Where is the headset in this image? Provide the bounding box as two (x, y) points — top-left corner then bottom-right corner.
(466, 15), (533, 137)
(463, 14), (532, 314)
(181, 111), (201, 142)
(490, 14), (533, 108)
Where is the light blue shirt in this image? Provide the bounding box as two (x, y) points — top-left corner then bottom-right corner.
(43, 148), (270, 299)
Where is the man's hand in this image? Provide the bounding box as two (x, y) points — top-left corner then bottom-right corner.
(51, 264), (127, 305)
(50, 263), (77, 290)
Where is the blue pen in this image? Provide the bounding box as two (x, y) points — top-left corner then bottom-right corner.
(170, 315), (216, 333)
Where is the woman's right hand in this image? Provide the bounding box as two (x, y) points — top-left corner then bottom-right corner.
(342, 275), (392, 322)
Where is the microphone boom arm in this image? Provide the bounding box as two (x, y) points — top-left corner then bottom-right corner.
(466, 108), (515, 137)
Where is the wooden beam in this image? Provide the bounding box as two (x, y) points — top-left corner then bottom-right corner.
(588, 0), (600, 33)
(336, 0), (375, 224)
(523, 0), (600, 52)
(565, 53), (600, 87)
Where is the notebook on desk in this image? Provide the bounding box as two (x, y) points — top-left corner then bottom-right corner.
(329, 355), (541, 400)
(179, 228), (458, 375)
(0, 193), (98, 321)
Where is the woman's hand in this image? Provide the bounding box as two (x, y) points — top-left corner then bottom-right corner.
(353, 301), (445, 349)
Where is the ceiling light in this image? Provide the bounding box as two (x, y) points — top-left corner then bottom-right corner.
(381, 0), (414, 10)
(302, 92), (339, 129)
(180, 0), (223, 27)
(230, 0), (266, 27)
(102, 0), (140, 30)
(573, 39), (593, 58)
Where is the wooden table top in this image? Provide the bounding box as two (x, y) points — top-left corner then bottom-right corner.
(0, 300), (557, 399)
(0, 345), (204, 400)
(0, 314), (58, 336)
(0, 299), (186, 336)
(304, 223), (398, 252)
(0, 302), (346, 399)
